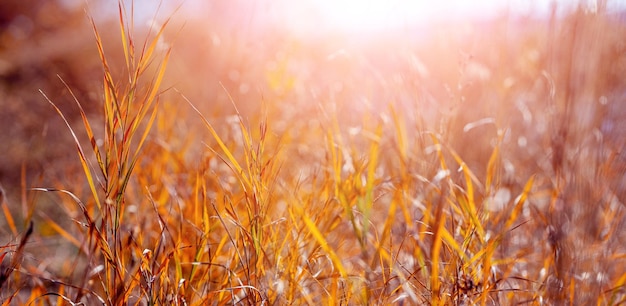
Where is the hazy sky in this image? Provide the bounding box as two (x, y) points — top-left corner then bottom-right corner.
(123, 0), (626, 36)
(278, 0), (625, 33)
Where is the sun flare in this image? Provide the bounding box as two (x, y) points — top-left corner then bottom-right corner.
(280, 0), (505, 35)
(309, 0), (430, 32)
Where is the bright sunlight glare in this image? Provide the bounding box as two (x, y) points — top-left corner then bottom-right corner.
(164, 0), (625, 39)
(281, 0), (511, 34)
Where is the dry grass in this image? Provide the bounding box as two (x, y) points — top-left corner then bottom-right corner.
(1, 1), (625, 305)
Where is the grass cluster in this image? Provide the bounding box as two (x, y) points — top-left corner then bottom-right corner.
(1, 2), (625, 305)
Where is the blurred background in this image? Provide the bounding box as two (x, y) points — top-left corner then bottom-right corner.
(1, 0), (625, 221)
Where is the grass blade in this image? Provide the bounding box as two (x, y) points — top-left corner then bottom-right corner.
(294, 204), (347, 279)
(40, 91), (102, 210)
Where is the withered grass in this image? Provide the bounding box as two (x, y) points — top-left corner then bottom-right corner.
(1, 2), (625, 305)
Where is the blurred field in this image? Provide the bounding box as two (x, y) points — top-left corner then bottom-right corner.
(1, 0), (625, 305)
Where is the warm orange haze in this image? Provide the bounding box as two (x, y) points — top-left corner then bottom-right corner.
(0, 0), (625, 304)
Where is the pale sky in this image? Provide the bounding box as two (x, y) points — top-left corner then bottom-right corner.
(123, 0), (626, 36)
(277, 0), (626, 34)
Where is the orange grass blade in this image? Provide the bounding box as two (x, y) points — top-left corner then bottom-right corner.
(430, 207), (445, 304)
(428, 132), (448, 171)
(504, 175), (535, 231)
(129, 98), (161, 168)
(227, 91), (255, 195)
(118, 2), (132, 72)
(142, 48), (171, 119)
(389, 105), (408, 162)
(40, 214), (84, 251)
(372, 195), (397, 269)
(180, 91), (253, 191)
(485, 131), (504, 194)
(90, 14), (125, 134)
(478, 239), (498, 306)
(1, 291), (18, 306)
(449, 148), (483, 192)
(360, 124), (382, 243)
(0, 195), (17, 236)
(40, 91), (102, 210)
(429, 178), (449, 305)
(58, 76), (107, 179)
(31, 187), (115, 272)
(295, 205), (347, 278)
(440, 226), (468, 262)
(365, 124), (382, 192)
(327, 130), (342, 185)
(138, 15), (172, 77)
(389, 107), (414, 229)
(467, 247), (487, 269)
(608, 271), (626, 303)
(88, 14), (113, 81)
(449, 149), (486, 243)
